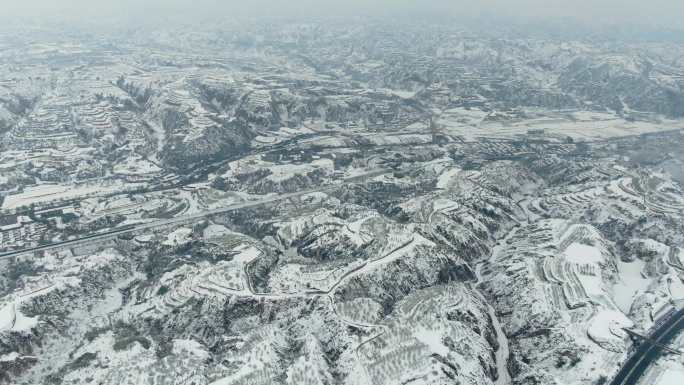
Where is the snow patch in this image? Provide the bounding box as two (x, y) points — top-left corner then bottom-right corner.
(0, 302), (38, 332)
(232, 245), (261, 264)
(414, 328), (449, 356)
(564, 243), (603, 265)
(656, 368), (684, 385)
(613, 258), (650, 313)
(162, 227), (193, 246)
(587, 309), (632, 350)
(202, 224), (234, 239)
(173, 339), (210, 360)
(0, 352), (20, 362)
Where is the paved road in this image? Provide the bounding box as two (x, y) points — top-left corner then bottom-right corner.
(0, 169), (389, 260)
(609, 306), (684, 385)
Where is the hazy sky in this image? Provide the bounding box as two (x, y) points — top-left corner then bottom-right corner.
(2, 0), (684, 28)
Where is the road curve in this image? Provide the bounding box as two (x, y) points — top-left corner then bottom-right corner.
(609, 306), (684, 385)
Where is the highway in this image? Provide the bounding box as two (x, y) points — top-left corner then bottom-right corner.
(609, 306), (684, 385)
(0, 169), (389, 260)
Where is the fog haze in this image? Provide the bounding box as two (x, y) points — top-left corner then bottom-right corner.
(3, 0), (684, 28)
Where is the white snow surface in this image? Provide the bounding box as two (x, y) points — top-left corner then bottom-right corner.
(587, 309), (633, 345)
(414, 327), (450, 356)
(0, 301), (38, 332)
(0, 352), (20, 362)
(162, 227), (193, 246)
(202, 224), (235, 239)
(2, 181), (144, 210)
(613, 258), (650, 313)
(172, 339), (210, 360)
(656, 369), (684, 385)
(436, 167), (461, 189)
(232, 244), (261, 264)
(564, 243), (603, 265)
(564, 242), (605, 296)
